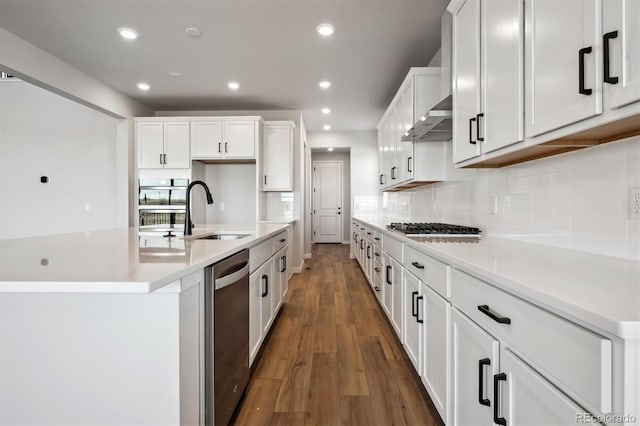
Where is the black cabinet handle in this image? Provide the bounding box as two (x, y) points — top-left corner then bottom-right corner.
(366, 246), (371, 259)
(416, 295), (423, 323)
(374, 252), (380, 257)
(264, 175), (267, 186)
(411, 261), (425, 270)
(469, 117), (477, 145)
(411, 291), (418, 318)
(218, 142), (222, 153)
(407, 156), (413, 173)
(360, 240), (363, 249)
(283, 255), (286, 272)
(493, 373), (507, 426)
(478, 305), (511, 324)
(261, 274), (269, 297)
(225, 142), (228, 153)
(367, 232), (372, 235)
(280, 238), (286, 243)
(386, 265), (392, 284)
(380, 174), (384, 185)
(374, 237), (380, 241)
(476, 113), (484, 142)
(374, 286), (381, 292)
(391, 166), (397, 180)
(479, 358), (491, 406)
(160, 153), (163, 165)
(579, 46), (593, 95)
(374, 267), (381, 273)
(604, 31), (619, 84)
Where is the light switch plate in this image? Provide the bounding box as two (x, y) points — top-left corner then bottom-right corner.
(630, 187), (640, 220)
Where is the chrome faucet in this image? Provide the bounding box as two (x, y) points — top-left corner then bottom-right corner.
(184, 180), (214, 236)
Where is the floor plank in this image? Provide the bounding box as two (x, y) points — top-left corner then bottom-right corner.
(233, 244), (440, 426)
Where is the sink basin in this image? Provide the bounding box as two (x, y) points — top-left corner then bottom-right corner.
(195, 233), (251, 240)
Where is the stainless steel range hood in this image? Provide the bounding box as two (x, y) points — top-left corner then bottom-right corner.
(402, 12), (453, 143)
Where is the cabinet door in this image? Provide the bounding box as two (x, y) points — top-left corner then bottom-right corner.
(382, 253), (393, 319)
(191, 122), (223, 159)
(451, 308), (499, 426)
(365, 241), (374, 286)
(163, 122), (190, 169)
(137, 122), (164, 169)
(261, 260), (274, 336)
(273, 249), (285, 312)
(224, 121), (256, 158)
(389, 105), (402, 184)
(499, 349), (599, 425)
(399, 83), (414, 182)
(249, 262), (267, 365)
(525, 0), (602, 138)
(280, 248), (289, 299)
(422, 284), (449, 422)
(377, 127), (386, 188)
(382, 119), (393, 188)
(604, 0), (640, 109)
(481, 0), (524, 153)
(403, 270), (423, 374)
(263, 125), (293, 191)
(452, 0), (481, 163)
(391, 257), (403, 338)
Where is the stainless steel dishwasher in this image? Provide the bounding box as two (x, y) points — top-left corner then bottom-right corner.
(205, 249), (250, 426)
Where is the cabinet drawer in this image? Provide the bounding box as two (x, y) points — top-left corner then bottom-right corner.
(373, 230), (382, 249)
(372, 242), (383, 263)
(250, 239), (273, 273)
(451, 269), (612, 414)
(383, 234), (403, 262)
(272, 231), (288, 253)
(403, 245), (449, 298)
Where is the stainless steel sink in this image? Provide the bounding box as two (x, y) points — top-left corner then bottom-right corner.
(195, 233), (251, 240)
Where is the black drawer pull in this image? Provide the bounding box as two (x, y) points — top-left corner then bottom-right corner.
(603, 31), (619, 84)
(579, 46), (593, 95)
(367, 232), (372, 235)
(374, 286), (380, 292)
(374, 267), (381, 273)
(379, 174), (384, 185)
(493, 373), (507, 425)
(411, 261), (424, 270)
(478, 305), (511, 324)
(469, 117), (477, 145)
(479, 358), (491, 406)
(476, 113), (484, 142)
(374, 252), (380, 257)
(280, 238), (286, 243)
(385, 265), (392, 284)
(261, 274), (269, 297)
(374, 237), (380, 241)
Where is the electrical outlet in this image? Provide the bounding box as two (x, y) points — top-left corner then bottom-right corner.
(630, 187), (640, 220)
(220, 202), (225, 211)
(489, 195), (498, 215)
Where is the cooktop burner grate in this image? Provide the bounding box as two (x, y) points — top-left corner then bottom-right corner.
(387, 222), (482, 237)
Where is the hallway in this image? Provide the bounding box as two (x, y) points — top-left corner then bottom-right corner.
(233, 244), (441, 425)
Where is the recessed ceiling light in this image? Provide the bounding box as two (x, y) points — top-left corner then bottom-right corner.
(117, 27), (139, 40)
(184, 27), (202, 38)
(227, 81), (240, 90)
(316, 23), (335, 37)
(136, 82), (150, 91)
(319, 80), (332, 89)
(321, 108), (331, 114)
(327, 147), (334, 152)
(168, 72), (182, 77)
(323, 125), (332, 131)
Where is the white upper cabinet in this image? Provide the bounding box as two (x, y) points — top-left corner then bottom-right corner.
(525, 0), (602, 138)
(603, 0), (640, 109)
(137, 121), (190, 169)
(224, 121), (256, 158)
(262, 121), (295, 191)
(191, 122), (223, 159)
(452, 0), (523, 163)
(190, 119), (258, 160)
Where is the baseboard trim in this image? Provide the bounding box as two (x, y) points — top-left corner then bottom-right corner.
(349, 253), (355, 259)
(292, 259), (305, 274)
(303, 253), (312, 260)
(342, 240), (350, 244)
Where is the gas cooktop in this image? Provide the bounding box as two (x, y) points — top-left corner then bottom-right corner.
(387, 222), (482, 238)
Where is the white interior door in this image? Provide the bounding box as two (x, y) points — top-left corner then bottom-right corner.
(312, 161), (343, 243)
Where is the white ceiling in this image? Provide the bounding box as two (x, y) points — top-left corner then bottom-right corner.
(0, 0), (447, 132)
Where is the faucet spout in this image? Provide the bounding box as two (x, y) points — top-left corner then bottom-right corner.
(184, 180), (214, 236)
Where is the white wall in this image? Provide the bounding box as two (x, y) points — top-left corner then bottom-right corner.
(0, 28), (153, 229)
(381, 136), (640, 261)
(0, 81), (121, 239)
(306, 131), (378, 254)
(311, 151), (351, 243)
(204, 164), (257, 225)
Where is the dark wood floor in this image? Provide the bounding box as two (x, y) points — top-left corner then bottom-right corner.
(233, 244), (441, 426)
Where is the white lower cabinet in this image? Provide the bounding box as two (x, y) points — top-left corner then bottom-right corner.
(260, 260), (275, 337)
(249, 259), (270, 364)
(403, 270), (423, 375)
(421, 284), (450, 422)
(390, 256), (404, 338)
(382, 253), (393, 318)
(499, 348), (599, 426)
(451, 307), (499, 426)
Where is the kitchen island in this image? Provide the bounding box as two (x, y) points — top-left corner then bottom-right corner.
(0, 223), (289, 426)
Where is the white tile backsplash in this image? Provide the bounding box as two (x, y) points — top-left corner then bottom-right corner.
(374, 135), (640, 261)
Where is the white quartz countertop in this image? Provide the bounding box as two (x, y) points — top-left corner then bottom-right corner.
(0, 224), (289, 294)
(354, 215), (640, 339)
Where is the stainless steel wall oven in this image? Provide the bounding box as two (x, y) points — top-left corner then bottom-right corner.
(138, 178), (188, 235)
